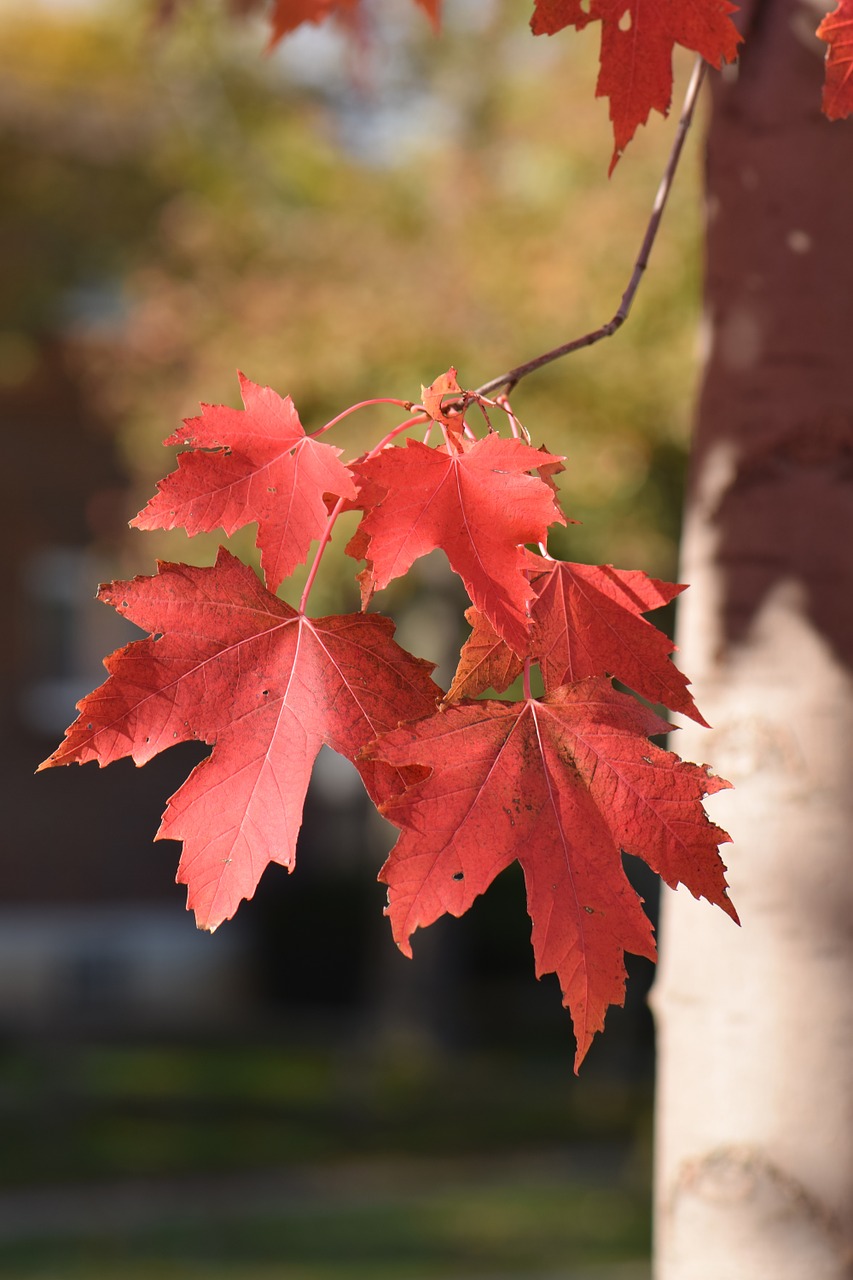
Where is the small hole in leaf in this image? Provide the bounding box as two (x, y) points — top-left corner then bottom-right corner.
(87, 723), (93, 731)
(267, 487), (277, 494)
(122, 600), (128, 608)
(452, 871), (464, 881)
(618, 8), (631, 30)
(584, 905), (594, 914)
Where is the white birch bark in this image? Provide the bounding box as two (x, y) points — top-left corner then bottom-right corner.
(652, 2), (853, 1276)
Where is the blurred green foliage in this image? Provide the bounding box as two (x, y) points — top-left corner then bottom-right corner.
(0, 0), (702, 617)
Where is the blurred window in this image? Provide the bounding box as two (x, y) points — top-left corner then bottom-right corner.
(19, 545), (133, 737)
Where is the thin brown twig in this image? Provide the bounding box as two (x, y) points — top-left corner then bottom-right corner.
(474, 57), (708, 399)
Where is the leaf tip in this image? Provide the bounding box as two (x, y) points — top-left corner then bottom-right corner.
(704, 768), (734, 796)
(572, 1029), (596, 1074)
(722, 894), (740, 927)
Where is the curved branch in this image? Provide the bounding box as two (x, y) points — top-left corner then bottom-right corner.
(475, 57), (708, 399)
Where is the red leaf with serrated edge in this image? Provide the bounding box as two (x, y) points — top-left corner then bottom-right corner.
(445, 606), (524, 702)
(531, 0), (741, 171)
(348, 435), (566, 654)
(267, 0), (439, 44)
(534, 445), (567, 496)
(818, 0), (853, 120)
(132, 376), (357, 593)
(268, 0), (356, 43)
(529, 558), (705, 723)
(368, 681), (734, 1069)
(40, 550), (440, 931)
(446, 560), (704, 723)
(420, 367), (464, 432)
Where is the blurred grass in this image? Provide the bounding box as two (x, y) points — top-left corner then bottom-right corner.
(0, 1037), (651, 1185)
(0, 1178), (650, 1279)
(0, 1035), (652, 1276)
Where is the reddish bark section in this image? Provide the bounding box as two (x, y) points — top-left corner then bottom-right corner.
(692, 0), (853, 666)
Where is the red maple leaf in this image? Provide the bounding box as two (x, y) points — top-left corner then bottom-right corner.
(132, 375), (357, 593)
(533, 445), (567, 496)
(530, 0), (741, 170)
(368, 680), (734, 1068)
(529, 557), (704, 721)
(818, 0), (853, 119)
(348, 435), (566, 654)
(268, 0), (360, 42)
(445, 605), (525, 702)
(447, 559), (704, 723)
(267, 0), (440, 44)
(40, 550), (440, 931)
(419, 367), (465, 432)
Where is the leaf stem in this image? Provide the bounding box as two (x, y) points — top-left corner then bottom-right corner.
(310, 397), (416, 438)
(366, 414), (430, 456)
(299, 496), (346, 612)
(496, 394), (525, 440)
(474, 57), (708, 398)
(299, 412), (428, 613)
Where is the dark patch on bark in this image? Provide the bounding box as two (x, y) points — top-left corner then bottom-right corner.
(688, 0), (853, 670)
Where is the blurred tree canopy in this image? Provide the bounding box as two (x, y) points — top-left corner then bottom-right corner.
(1, 0), (702, 609)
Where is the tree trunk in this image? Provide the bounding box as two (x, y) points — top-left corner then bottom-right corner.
(652, 2), (853, 1276)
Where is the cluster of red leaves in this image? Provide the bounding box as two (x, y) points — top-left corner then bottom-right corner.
(42, 371), (735, 1068)
(260, 0), (853, 167)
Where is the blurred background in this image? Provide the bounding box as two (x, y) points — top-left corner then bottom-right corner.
(0, 0), (703, 1274)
